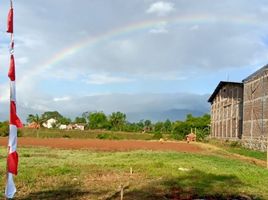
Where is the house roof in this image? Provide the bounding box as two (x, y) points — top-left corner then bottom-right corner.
(208, 81), (242, 103)
(243, 64), (268, 82)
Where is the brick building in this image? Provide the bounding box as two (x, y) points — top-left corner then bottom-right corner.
(209, 65), (268, 151)
(208, 81), (243, 139)
(242, 66), (268, 150)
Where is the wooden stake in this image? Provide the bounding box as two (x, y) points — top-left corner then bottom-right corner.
(120, 184), (124, 200)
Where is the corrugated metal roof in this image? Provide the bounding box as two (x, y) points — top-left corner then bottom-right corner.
(208, 81), (242, 103)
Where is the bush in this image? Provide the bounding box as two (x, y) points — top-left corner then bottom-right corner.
(63, 134), (71, 138)
(172, 133), (184, 140)
(172, 122), (190, 140)
(97, 133), (110, 139)
(17, 129), (23, 137)
(0, 121), (23, 137)
(0, 121), (9, 137)
(195, 129), (210, 141)
(152, 132), (163, 140)
(96, 133), (120, 140)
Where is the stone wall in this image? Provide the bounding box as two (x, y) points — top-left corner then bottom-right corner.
(241, 136), (267, 152)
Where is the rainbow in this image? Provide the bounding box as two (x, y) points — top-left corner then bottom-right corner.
(35, 13), (264, 73)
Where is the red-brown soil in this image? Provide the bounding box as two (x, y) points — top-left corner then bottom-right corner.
(0, 137), (203, 152)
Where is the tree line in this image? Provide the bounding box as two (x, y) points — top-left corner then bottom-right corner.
(25, 111), (211, 141)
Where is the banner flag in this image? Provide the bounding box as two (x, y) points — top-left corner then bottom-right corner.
(5, 1), (22, 198)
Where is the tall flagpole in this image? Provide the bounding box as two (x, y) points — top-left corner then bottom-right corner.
(5, 0), (23, 198)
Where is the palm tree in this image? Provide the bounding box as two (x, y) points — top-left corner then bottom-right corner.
(27, 114), (46, 137)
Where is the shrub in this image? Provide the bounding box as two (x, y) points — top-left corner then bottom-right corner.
(97, 133), (110, 139)
(96, 133), (120, 140)
(63, 134), (71, 138)
(196, 129), (210, 141)
(0, 121), (9, 137)
(17, 129), (23, 137)
(172, 133), (184, 140)
(153, 132), (163, 140)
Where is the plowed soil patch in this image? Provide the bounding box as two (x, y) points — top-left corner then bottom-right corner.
(0, 137), (203, 152)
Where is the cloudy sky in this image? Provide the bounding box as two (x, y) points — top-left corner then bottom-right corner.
(0, 0), (268, 121)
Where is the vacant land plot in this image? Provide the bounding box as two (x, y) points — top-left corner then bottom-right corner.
(0, 138), (267, 199)
(0, 137), (202, 152)
(21, 128), (157, 140)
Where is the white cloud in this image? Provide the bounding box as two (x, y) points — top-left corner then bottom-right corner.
(146, 1), (175, 16)
(85, 74), (134, 85)
(53, 96), (71, 102)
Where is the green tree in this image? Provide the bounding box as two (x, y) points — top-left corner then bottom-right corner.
(74, 117), (87, 124)
(82, 112), (90, 123)
(0, 121), (22, 137)
(109, 112), (126, 131)
(0, 121), (9, 136)
(154, 122), (164, 133)
(27, 114), (47, 137)
(164, 119), (172, 133)
(41, 111), (63, 120)
(144, 119), (152, 132)
(136, 120), (145, 131)
(144, 120), (151, 127)
(172, 114), (211, 141)
(58, 117), (72, 125)
(27, 114), (46, 128)
(88, 112), (108, 129)
(172, 121), (190, 140)
(40, 111), (73, 126)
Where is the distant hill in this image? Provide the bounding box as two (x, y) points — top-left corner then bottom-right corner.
(126, 109), (208, 122)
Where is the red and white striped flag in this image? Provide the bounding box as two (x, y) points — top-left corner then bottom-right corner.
(7, 6), (13, 33)
(5, 1), (22, 198)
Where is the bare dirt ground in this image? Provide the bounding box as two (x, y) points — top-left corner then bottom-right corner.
(0, 137), (203, 152)
(1, 137), (265, 167)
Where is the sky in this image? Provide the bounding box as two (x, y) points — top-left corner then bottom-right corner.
(1, 0), (268, 122)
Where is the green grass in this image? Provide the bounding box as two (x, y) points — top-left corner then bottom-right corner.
(227, 147), (266, 160)
(208, 139), (267, 161)
(21, 128), (156, 140)
(0, 147), (268, 199)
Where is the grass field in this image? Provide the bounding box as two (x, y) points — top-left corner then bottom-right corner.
(0, 142), (268, 200)
(21, 128), (267, 161)
(21, 128), (158, 140)
(207, 140), (267, 161)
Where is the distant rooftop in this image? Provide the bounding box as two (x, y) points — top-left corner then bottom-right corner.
(208, 81), (242, 103)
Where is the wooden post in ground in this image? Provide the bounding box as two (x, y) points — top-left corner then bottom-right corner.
(120, 184), (124, 200)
